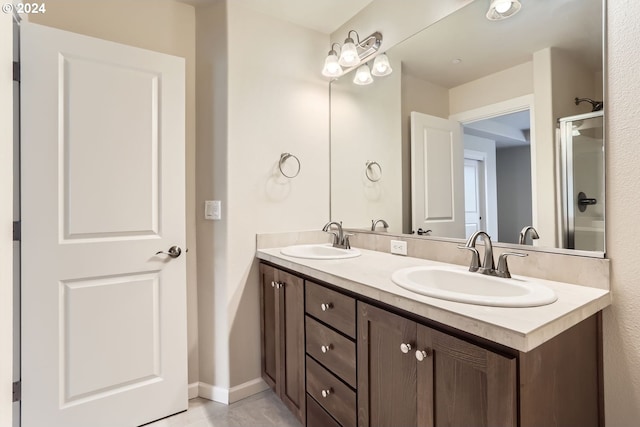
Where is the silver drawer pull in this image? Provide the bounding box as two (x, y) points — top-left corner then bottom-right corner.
(400, 343), (412, 354)
(321, 388), (332, 398)
(321, 344), (332, 353)
(271, 281), (276, 288)
(415, 348), (432, 362)
(320, 302), (333, 311)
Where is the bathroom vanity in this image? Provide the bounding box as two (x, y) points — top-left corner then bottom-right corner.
(258, 248), (610, 427)
(257, 246), (609, 427)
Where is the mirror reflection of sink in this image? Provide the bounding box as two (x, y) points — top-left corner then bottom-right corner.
(391, 266), (557, 307)
(280, 244), (361, 260)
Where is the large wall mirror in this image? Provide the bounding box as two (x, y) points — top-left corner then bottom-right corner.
(330, 0), (604, 255)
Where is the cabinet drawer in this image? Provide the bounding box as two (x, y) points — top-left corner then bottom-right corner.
(306, 281), (356, 338)
(306, 394), (341, 427)
(306, 356), (356, 427)
(306, 316), (356, 388)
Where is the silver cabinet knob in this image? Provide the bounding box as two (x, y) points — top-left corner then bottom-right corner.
(321, 344), (332, 353)
(321, 388), (332, 398)
(415, 348), (432, 362)
(400, 343), (412, 354)
(271, 281), (276, 288)
(321, 303), (333, 311)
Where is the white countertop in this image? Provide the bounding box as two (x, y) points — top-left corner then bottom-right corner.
(256, 247), (611, 352)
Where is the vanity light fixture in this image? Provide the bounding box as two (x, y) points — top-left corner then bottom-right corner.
(371, 53), (392, 76)
(339, 32), (359, 66)
(322, 30), (383, 77)
(353, 64), (374, 85)
(486, 0), (521, 20)
(322, 43), (343, 77)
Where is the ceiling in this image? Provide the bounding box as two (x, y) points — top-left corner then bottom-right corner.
(392, 0), (603, 88)
(231, 0), (374, 34)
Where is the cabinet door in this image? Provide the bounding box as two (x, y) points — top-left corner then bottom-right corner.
(259, 264), (305, 423)
(278, 269), (305, 422)
(259, 264), (278, 390)
(417, 325), (517, 427)
(358, 302), (418, 427)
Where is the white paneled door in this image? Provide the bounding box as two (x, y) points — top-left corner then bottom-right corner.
(20, 23), (187, 427)
(410, 112), (465, 238)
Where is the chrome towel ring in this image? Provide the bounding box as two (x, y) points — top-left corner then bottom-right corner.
(279, 152), (301, 178)
(365, 160), (382, 182)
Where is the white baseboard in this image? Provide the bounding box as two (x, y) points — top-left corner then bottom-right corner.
(229, 377), (269, 403)
(197, 378), (269, 404)
(188, 382), (199, 399)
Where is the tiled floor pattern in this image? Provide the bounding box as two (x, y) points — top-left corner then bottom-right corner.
(146, 391), (303, 427)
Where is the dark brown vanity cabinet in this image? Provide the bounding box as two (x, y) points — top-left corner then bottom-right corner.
(357, 302), (516, 427)
(259, 262), (602, 427)
(259, 264), (305, 423)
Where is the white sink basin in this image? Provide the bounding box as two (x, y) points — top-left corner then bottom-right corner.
(280, 244), (361, 260)
(391, 266), (557, 307)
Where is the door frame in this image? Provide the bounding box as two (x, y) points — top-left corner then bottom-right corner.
(450, 95), (535, 235)
(1, 11), (15, 427)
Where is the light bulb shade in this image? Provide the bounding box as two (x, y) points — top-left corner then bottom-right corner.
(371, 53), (392, 76)
(339, 37), (359, 66)
(322, 52), (343, 77)
(353, 64), (373, 85)
(486, 0), (521, 20)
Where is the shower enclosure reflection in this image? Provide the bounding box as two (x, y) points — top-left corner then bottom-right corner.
(559, 111), (605, 251)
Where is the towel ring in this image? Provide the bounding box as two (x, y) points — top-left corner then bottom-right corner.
(279, 152), (301, 178)
(365, 160), (382, 182)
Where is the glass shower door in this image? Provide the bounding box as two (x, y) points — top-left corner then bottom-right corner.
(559, 111), (605, 251)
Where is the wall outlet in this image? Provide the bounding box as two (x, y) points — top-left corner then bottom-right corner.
(390, 240), (408, 256)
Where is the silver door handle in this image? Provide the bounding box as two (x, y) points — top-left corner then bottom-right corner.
(156, 246), (182, 258)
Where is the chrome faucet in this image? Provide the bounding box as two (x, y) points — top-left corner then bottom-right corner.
(519, 226), (540, 245)
(371, 219), (389, 231)
(462, 231), (495, 274)
(458, 231), (527, 278)
(322, 221), (351, 249)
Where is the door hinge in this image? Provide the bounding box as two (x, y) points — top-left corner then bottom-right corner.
(12, 381), (21, 402)
(13, 61), (20, 83)
(13, 221), (21, 241)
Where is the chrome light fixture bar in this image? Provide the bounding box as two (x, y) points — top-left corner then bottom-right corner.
(322, 30), (383, 78)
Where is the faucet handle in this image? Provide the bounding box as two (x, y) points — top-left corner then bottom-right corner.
(344, 233), (354, 250)
(457, 245), (481, 272)
(496, 252), (527, 278)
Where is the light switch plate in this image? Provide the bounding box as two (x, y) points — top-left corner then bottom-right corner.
(205, 200), (221, 220)
(390, 240), (407, 256)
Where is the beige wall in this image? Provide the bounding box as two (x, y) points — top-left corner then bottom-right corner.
(29, 0), (200, 385)
(331, 58), (403, 233)
(604, 0), (640, 424)
(194, 0), (228, 392)
(195, 1), (329, 396)
(1, 11), (14, 427)
(448, 61), (533, 115)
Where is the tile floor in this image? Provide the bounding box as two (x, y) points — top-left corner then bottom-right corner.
(146, 391), (303, 427)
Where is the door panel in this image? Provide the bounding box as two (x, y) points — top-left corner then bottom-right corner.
(259, 265), (278, 389)
(279, 270), (305, 422)
(410, 112), (464, 238)
(62, 55), (160, 239)
(21, 23), (186, 427)
(419, 325), (516, 427)
(358, 302), (417, 427)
